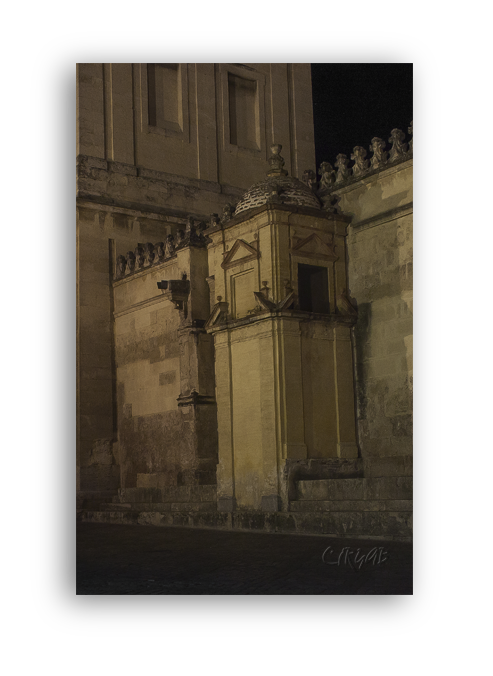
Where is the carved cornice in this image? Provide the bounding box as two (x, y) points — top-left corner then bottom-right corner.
(206, 309), (357, 334)
(349, 202), (413, 233)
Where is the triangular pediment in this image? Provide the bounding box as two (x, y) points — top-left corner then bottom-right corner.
(290, 233), (338, 261)
(221, 239), (260, 269)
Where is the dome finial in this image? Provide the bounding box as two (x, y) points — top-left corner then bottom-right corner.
(267, 144), (288, 176)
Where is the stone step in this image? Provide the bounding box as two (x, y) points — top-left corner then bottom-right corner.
(290, 499), (413, 513)
(79, 508), (412, 540)
(77, 490), (118, 509)
(296, 477), (412, 501)
(102, 501), (216, 513)
(112, 485), (217, 504)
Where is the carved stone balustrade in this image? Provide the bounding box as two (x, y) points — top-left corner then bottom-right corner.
(312, 121), (413, 194)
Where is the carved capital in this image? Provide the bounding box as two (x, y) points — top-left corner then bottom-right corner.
(157, 279), (190, 314)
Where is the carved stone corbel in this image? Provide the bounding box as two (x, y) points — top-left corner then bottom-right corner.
(157, 279), (191, 316)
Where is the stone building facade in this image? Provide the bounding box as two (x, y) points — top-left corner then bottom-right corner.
(77, 63), (412, 540)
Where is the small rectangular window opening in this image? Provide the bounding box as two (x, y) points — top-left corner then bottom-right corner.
(298, 264), (330, 314)
(228, 73), (259, 149)
(147, 63), (180, 130)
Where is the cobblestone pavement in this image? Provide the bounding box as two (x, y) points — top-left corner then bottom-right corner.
(77, 523), (412, 595)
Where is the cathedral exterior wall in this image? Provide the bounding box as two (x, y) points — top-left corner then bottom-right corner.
(76, 64), (413, 539)
(336, 160), (413, 468)
(77, 205), (177, 492)
(76, 63), (315, 191)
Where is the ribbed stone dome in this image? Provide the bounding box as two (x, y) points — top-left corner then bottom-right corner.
(234, 174), (322, 217)
(233, 143), (322, 218)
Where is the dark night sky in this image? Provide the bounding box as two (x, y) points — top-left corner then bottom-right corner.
(310, 64), (413, 170)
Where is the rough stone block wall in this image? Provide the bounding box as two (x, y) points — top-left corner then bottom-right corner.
(76, 205), (180, 492)
(347, 212), (413, 460)
(113, 261), (218, 490)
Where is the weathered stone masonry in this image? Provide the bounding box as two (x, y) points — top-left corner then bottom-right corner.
(77, 63), (412, 539)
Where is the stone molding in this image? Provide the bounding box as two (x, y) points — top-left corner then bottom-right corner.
(290, 232), (339, 262)
(205, 307), (357, 335)
(349, 202), (413, 233)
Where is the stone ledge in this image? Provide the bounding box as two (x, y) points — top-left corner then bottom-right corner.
(327, 157), (413, 197)
(290, 499), (413, 513)
(296, 477), (412, 501)
(348, 202), (413, 233)
(79, 508), (412, 540)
